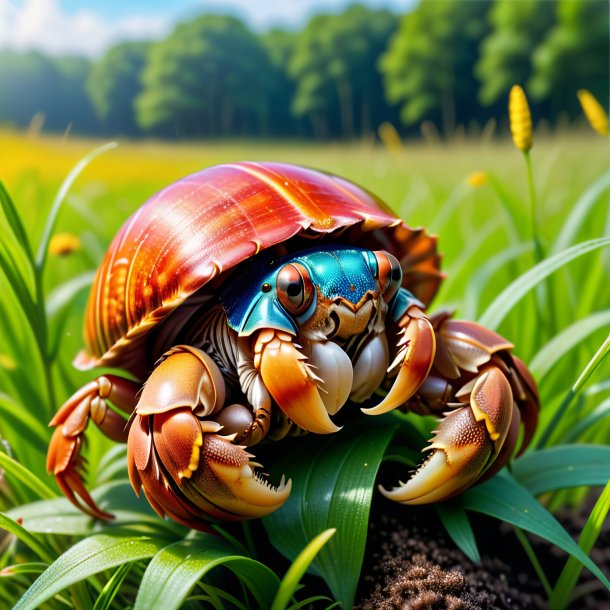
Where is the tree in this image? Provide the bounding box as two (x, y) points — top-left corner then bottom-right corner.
(135, 15), (273, 137)
(529, 0), (609, 114)
(380, 0), (491, 135)
(476, 0), (556, 106)
(289, 5), (398, 139)
(87, 41), (151, 136)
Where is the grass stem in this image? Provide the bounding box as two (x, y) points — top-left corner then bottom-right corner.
(513, 526), (552, 599)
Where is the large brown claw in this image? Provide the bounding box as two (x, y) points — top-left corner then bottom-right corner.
(381, 365), (515, 504)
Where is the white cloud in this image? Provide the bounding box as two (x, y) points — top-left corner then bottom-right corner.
(0, 0), (170, 57)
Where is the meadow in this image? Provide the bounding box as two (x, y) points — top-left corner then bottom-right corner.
(0, 126), (609, 608)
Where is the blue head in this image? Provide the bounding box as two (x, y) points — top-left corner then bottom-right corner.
(220, 245), (403, 339)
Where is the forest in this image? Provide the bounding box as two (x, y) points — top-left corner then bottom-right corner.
(0, 0), (608, 139)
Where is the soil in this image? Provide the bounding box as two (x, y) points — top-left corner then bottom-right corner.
(355, 492), (610, 610)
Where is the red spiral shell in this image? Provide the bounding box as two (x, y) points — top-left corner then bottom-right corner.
(76, 162), (442, 374)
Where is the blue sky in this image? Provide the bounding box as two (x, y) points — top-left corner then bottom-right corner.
(0, 0), (417, 56)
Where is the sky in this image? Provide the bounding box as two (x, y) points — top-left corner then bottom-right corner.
(0, 0), (417, 57)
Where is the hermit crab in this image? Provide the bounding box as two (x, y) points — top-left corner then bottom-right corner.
(47, 162), (539, 530)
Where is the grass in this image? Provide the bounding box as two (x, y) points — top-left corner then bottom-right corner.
(0, 126), (609, 609)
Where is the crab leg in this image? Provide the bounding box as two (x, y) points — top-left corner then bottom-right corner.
(47, 375), (140, 519)
(253, 330), (343, 434)
(127, 345), (291, 530)
(381, 317), (539, 505)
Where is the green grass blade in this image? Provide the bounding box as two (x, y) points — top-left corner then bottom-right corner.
(512, 445), (610, 495)
(0, 452), (57, 500)
(0, 513), (54, 563)
(0, 181), (34, 265)
(133, 535), (279, 610)
(271, 529), (336, 610)
(529, 311), (610, 379)
(549, 479), (610, 610)
(479, 238), (610, 330)
(552, 168), (610, 254)
(562, 398), (610, 443)
(0, 392), (49, 448)
(462, 472), (610, 592)
(92, 563), (131, 610)
(436, 502), (480, 564)
(13, 533), (164, 610)
(35, 142), (117, 273)
(0, 562), (48, 577)
(263, 422), (396, 609)
(46, 271), (95, 318)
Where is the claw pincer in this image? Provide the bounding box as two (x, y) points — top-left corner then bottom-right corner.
(46, 162), (538, 529)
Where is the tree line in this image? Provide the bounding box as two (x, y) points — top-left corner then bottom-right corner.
(0, 0), (607, 139)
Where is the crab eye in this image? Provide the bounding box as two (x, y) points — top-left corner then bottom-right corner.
(277, 262), (315, 315)
(371, 250), (402, 301)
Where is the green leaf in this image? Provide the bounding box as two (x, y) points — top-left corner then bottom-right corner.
(46, 271), (95, 318)
(0, 562), (48, 577)
(462, 472), (610, 592)
(512, 445), (610, 495)
(92, 563), (132, 610)
(552, 168), (610, 254)
(271, 529), (336, 610)
(478, 238), (610, 330)
(263, 421), (396, 608)
(0, 451), (57, 500)
(134, 535), (279, 610)
(0, 392), (49, 448)
(36, 141), (117, 272)
(561, 397), (610, 443)
(549, 480), (610, 610)
(529, 311), (610, 379)
(0, 181), (34, 265)
(13, 533), (164, 610)
(436, 502), (480, 564)
(0, 513), (54, 563)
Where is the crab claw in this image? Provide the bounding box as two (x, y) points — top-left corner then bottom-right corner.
(253, 329), (342, 434)
(47, 375), (139, 519)
(127, 345), (291, 529)
(128, 410), (291, 529)
(362, 306), (436, 415)
(381, 365), (515, 504)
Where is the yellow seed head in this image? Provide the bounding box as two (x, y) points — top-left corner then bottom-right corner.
(378, 121), (404, 154)
(466, 171), (488, 188)
(577, 89), (609, 137)
(509, 85), (533, 153)
(49, 233), (81, 256)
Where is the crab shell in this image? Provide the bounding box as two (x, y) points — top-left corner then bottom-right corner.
(76, 162), (442, 376)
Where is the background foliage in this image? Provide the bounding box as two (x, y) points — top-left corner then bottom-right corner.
(0, 0), (608, 139)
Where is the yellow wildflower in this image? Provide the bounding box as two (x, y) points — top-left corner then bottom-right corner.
(577, 89), (609, 137)
(378, 121), (404, 154)
(509, 85), (533, 153)
(466, 171), (488, 188)
(49, 233), (81, 256)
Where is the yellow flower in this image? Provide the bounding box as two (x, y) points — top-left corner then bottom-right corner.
(0, 354), (16, 370)
(577, 89), (609, 137)
(49, 233), (81, 256)
(378, 121), (404, 154)
(466, 171), (488, 188)
(509, 85), (533, 153)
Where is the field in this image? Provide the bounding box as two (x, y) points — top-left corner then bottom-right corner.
(0, 128), (609, 609)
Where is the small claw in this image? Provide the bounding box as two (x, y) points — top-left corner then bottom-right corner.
(381, 366), (514, 504)
(362, 309), (435, 415)
(254, 330), (341, 434)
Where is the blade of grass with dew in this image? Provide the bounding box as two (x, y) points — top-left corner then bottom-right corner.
(133, 535), (279, 610)
(538, 333), (610, 448)
(462, 472), (610, 592)
(549, 479), (610, 610)
(529, 311), (610, 380)
(271, 529), (335, 610)
(552, 168), (610, 254)
(436, 501), (480, 564)
(0, 452), (57, 500)
(13, 534), (164, 610)
(479, 237), (610, 330)
(512, 445), (610, 495)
